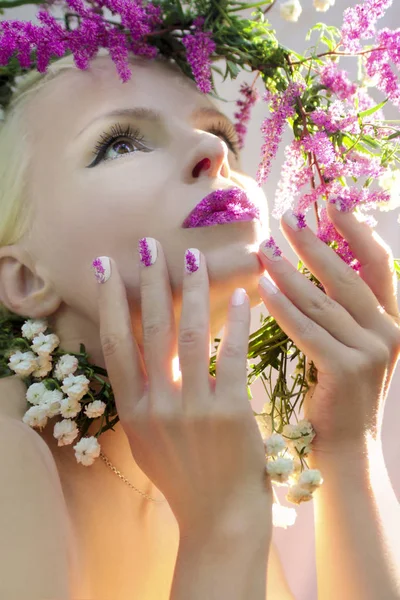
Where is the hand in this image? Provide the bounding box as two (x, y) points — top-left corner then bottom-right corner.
(95, 240), (272, 536)
(257, 205), (400, 455)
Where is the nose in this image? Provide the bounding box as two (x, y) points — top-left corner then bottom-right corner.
(184, 133), (231, 183)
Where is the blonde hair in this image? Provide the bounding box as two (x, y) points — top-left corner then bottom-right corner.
(0, 49), (178, 321)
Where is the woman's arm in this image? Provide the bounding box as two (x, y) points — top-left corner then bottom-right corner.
(170, 502), (272, 599)
(309, 436), (400, 600)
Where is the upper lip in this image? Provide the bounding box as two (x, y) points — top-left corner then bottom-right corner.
(182, 186), (260, 228)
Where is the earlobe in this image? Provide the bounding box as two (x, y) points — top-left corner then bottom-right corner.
(0, 246), (62, 318)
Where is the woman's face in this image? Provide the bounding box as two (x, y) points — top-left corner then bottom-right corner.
(15, 55), (269, 364)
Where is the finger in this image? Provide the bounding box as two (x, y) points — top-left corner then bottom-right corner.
(257, 238), (367, 349)
(257, 272), (348, 373)
(139, 238), (177, 400)
(93, 256), (147, 423)
(279, 209), (385, 330)
(326, 202), (399, 319)
(215, 288), (252, 407)
(178, 248), (212, 405)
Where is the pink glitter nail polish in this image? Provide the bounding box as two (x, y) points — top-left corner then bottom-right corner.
(92, 256), (111, 284)
(185, 248), (200, 274)
(138, 237), (157, 266)
(260, 236), (282, 261)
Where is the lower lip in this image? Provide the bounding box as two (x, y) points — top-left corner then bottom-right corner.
(187, 211), (257, 228)
(182, 187), (260, 228)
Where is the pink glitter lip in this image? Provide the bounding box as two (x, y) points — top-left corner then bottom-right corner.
(182, 187), (260, 228)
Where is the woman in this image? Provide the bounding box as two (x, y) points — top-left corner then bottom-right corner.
(0, 50), (399, 599)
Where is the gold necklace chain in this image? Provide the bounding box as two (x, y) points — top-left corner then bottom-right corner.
(99, 450), (166, 503)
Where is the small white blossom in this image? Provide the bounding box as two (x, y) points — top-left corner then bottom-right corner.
(31, 332), (60, 357)
(41, 389), (63, 417)
(74, 436), (101, 466)
(22, 405), (49, 430)
(272, 503), (297, 529)
(314, 0), (335, 11)
(53, 419), (79, 446)
(283, 420), (315, 456)
(266, 456), (294, 484)
(60, 397), (81, 419)
(263, 433), (287, 457)
(298, 469), (324, 492)
(21, 318), (48, 340)
(378, 169), (400, 212)
(61, 373), (90, 402)
(286, 484), (313, 504)
(8, 350), (39, 376)
(32, 354), (53, 378)
(84, 400), (106, 419)
(54, 355), (79, 381)
(280, 0), (302, 22)
(26, 382), (48, 405)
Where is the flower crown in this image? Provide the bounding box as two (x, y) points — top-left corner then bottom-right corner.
(0, 0), (399, 526)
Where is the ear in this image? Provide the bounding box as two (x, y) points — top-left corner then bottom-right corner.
(0, 245), (62, 318)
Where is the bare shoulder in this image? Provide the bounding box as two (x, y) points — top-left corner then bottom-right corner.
(267, 539), (296, 600)
(0, 416), (78, 600)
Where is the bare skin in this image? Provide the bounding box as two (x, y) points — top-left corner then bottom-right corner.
(0, 56), (295, 597)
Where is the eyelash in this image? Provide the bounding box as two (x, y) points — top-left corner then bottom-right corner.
(90, 120), (241, 165)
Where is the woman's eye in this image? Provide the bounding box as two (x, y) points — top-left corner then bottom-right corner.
(89, 123), (152, 167)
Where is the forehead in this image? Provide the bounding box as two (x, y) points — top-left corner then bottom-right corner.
(26, 56), (216, 140)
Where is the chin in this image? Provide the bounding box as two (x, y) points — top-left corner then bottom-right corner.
(207, 239), (265, 304)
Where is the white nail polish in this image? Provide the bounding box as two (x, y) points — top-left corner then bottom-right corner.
(232, 288), (246, 306)
(92, 256), (111, 284)
(282, 210), (306, 231)
(260, 237), (282, 261)
(185, 248), (200, 274)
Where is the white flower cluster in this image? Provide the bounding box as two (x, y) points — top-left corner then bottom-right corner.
(261, 422), (323, 526)
(280, 0), (335, 23)
(7, 318), (107, 466)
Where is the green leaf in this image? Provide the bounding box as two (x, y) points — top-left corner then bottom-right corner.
(387, 130), (400, 141)
(358, 99), (388, 119)
(226, 59), (241, 79)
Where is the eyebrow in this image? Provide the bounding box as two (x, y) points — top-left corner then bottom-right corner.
(75, 106), (235, 140)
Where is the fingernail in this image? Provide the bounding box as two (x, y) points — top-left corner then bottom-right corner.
(92, 256), (111, 284)
(282, 210), (307, 231)
(185, 248), (200, 274)
(232, 287), (246, 306)
(138, 237), (157, 266)
(329, 198), (353, 213)
(259, 274), (278, 295)
(260, 236), (282, 261)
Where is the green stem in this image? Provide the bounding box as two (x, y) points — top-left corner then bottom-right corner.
(229, 0), (273, 12)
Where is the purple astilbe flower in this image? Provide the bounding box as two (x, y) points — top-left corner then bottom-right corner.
(320, 63), (357, 101)
(273, 140), (312, 218)
(233, 83), (260, 150)
(340, 0), (393, 52)
(310, 102), (359, 134)
(329, 184), (390, 212)
(302, 131), (336, 166)
(365, 47), (400, 108)
(317, 206), (360, 268)
(297, 182), (332, 213)
(256, 82), (303, 186)
(0, 0), (162, 84)
(324, 149), (385, 180)
(182, 18), (216, 94)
